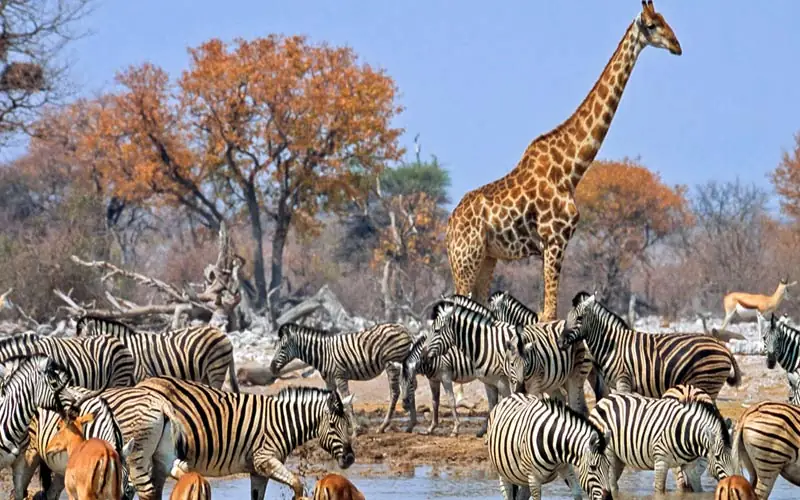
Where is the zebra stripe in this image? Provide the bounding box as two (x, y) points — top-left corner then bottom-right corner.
(732, 401), (800, 499)
(19, 385), (188, 500)
(0, 356), (71, 468)
(486, 393), (613, 500)
(502, 321), (592, 414)
(0, 333), (136, 390)
(270, 322), (414, 433)
(590, 392), (734, 494)
(76, 316), (239, 392)
(399, 332), (485, 436)
(488, 290), (539, 325)
(137, 377), (355, 500)
(560, 292), (741, 400)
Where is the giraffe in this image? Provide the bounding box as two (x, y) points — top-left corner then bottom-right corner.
(446, 0), (682, 322)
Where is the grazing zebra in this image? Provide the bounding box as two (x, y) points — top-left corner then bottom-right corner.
(399, 333), (486, 436)
(424, 300), (521, 437)
(137, 377), (355, 500)
(270, 322), (414, 433)
(559, 292), (741, 400)
(486, 392), (613, 500)
(0, 356), (72, 469)
(15, 385), (188, 500)
(589, 391), (734, 494)
(0, 333), (136, 390)
(76, 316), (239, 392)
(732, 401), (800, 499)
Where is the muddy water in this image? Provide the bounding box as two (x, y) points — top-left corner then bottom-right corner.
(162, 465), (797, 499)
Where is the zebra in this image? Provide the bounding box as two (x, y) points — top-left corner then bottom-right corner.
(559, 291), (741, 400)
(0, 333), (136, 389)
(0, 355), (72, 469)
(137, 377), (355, 500)
(486, 392), (613, 500)
(270, 322), (414, 434)
(76, 315), (239, 392)
(733, 401), (800, 499)
(757, 312), (800, 404)
(424, 299), (525, 438)
(501, 320), (592, 416)
(14, 384), (189, 500)
(589, 391), (734, 494)
(29, 392), (137, 500)
(399, 332), (485, 436)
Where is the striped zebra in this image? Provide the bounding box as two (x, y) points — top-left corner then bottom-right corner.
(399, 333), (486, 436)
(501, 320), (592, 415)
(0, 355), (72, 469)
(15, 385), (188, 500)
(589, 391), (734, 494)
(733, 401), (800, 499)
(137, 377), (355, 500)
(758, 312), (800, 404)
(424, 299), (525, 437)
(486, 392), (613, 500)
(76, 316), (239, 392)
(270, 322), (414, 434)
(31, 393), (137, 500)
(0, 333), (136, 390)
(560, 292), (741, 400)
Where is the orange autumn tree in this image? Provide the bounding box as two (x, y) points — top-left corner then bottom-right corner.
(772, 132), (800, 222)
(574, 159), (691, 306)
(49, 35), (404, 316)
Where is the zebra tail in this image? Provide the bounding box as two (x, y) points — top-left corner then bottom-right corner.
(158, 398), (189, 462)
(38, 460), (53, 494)
(227, 357), (240, 393)
(727, 350), (742, 387)
(731, 421), (744, 476)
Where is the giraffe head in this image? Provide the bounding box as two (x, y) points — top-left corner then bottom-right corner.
(637, 0), (682, 55)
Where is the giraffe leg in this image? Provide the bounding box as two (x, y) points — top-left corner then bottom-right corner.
(541, 241), (566, 321)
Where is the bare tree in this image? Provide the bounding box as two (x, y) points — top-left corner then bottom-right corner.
(0, 0), (91, 146)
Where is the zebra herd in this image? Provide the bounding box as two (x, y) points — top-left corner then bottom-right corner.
(2, 290), (800, 499)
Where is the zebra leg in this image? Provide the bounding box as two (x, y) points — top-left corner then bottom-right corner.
(558, 465), (582, 500)
(11, 449), (39, 500)
(653, 458), (670, 494)
(249, 474), (269, 500)
(607, 449), (624, 493)
(379, 363), (403, 433)
(427, 378), (443, 436)
(477, 383), (499, 438)
(253, 453), (304, 499)
(752, 470), (780, 500)
(499, 479), (516, 500)
(566, 376), (589, 416)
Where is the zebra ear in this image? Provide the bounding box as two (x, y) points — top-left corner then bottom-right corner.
(586, 432), (601, 454)
(724, 417), (733, 432)
(121, 438), (135, 458)
(341, 394), (354, 406)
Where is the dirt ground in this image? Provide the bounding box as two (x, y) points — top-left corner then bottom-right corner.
(0, 354), (788, 497)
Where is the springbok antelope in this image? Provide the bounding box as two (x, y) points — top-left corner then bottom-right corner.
(170, 471), (212, 500)
(714, 475), (756, 500)
(311, 474), (365, 500)
(720, 278), (796, 333)
(45, 413), (134, 500)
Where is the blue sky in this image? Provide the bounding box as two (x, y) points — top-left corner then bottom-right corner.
(63, 0), (799, 209)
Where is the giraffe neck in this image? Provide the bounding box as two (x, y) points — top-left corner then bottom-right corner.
(556, 16), (648, 190)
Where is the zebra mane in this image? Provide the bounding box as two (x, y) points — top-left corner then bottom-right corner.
(540, 397), (607, 454)
(0, 354), (64, 390)
(442, 294), (494, 317)
(431, 300), (496, 327)
(76, 315), (136, 336)
(588, 298), (631, 330)
(274, 385), (343, 414)
(688, 399), (731, 446)
(402, 334), (427, 379)
(278, 323), (330, 339)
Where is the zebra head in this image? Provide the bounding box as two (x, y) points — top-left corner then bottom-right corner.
(400, 334), (425, 411)
(0, 355), (72, 414)
(696, 401), (735, 481)
(788, 372), (800, 405)
(558, 291), (596, 350)
(270, 323), (305, 374)
(575, 429), (614, 500)
(318, 391), (356, 469)
(763, 313), (790, 369)
(424, 301), (456, 359)
(501, 327), (533, 393)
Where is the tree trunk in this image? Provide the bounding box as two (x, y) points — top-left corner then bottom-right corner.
(381, 260), (394, 321)
(268, 215), (290, 321)
(244, 187), (268, 310)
